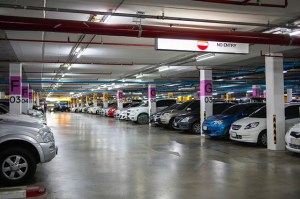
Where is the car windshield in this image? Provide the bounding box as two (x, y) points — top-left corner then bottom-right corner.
(221, 104), (248, 115)
(130, 103), (141, 108)
(161, 103), (180, 112)
(249, 106), (266, 118)
(141, 102), (149, 107)
(175, 101), (191, 111)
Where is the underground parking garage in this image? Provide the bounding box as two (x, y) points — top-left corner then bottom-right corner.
(1, 0), (300, 198)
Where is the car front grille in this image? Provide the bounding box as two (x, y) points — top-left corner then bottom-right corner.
(289, 143), (300, 149)
(232, 125), (242, 130)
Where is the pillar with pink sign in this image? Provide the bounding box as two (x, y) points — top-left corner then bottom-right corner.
(22, 83), (29, 113)
(28, 89), (33, 110)
(117, 90), (124, 110)
(148, 84), (157, 115)
(200, 70), (213, 136)
(9, 63), (22, 114)
(252, 85), (261, 97)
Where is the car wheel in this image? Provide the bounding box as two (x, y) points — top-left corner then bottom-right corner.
(0, 147), (37, 186)
(137, 113), (149, 124)
(257, 130), (267, 147)
(191, 122), (201, 134)
(168, 118), (175, 129)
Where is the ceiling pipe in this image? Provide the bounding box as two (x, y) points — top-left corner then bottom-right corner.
(193, 0), (288, 8)
(0, 15), (299, 46)
(0, 3), (295, 28)
(0, 60), (137, 66)
(0, 38), (154, 47)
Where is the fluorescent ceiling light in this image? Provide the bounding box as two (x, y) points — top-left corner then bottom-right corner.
(70, 92), (74, 94)
(283, 70), (288, 73)
(75, 48), (81, 53)
(77, 50), (84, 58)
(62, 74), (65, 77)
(135, 74), (143, 78)
(247, 90), (253, 93)
(213, 93), (218, 95)
(67, 65), (72, 70)
(196, 53), (215, 62)
(228, 92), (234, 94)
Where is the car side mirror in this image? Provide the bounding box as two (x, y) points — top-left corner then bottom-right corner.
(187, 108), (192, 111)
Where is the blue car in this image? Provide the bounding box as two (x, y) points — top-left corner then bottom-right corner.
(202, 103), (265, 138)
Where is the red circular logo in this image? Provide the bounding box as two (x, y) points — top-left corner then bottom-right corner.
(197, 40), (209, 50)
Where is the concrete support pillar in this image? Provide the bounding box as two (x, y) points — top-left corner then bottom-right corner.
(22, 83), (29, 113)
(9, 63), (22, 114)
(252, 85), (261, 97)
(76, 98), (80, 108)
(28, 89), (33, 109)
(226, 93), (231, 101)
(287, 89), (293, 102)
(0, 92), (5, 99)
(148, 84), (157, 115)
(117, 90), (124, 110)
(194, 91), (200, 100)
(263, 90), (267, 98)
(93, 93), (98, 107)
(36, 92), (40, 106)
(265, 53), (285, 150)
(200, 70), (213, 136)
(103, 93), (109, 108)
(81, 97), (84, 108)
(86, 96), (89, 107)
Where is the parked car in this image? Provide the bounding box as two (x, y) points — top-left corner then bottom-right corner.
(202, 103), (265, 138)
(160, 100), (200, 129)
(100, 103), (117, 116)
(0, 120), (57, 185)
(71, 107), (79, 113)
(114, 103), (141, 119)
(128, 99), (176, 124)
(149, 103), (181, 126)
(230, 104), (300, 147)
(107, 102), (132, 117)
(175, 103), (234, 134)
(286, 123), (300, 153)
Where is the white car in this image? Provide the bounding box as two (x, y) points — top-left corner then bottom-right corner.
(71, 107), (79, 112)
(89, 106), (101, 114)
(285, 123), (300, 153)
(119, 110), (128, 120)
(27, 109), (43, 116)
(114, 103), (141, 119)
(128, 99), (176, 124)
(230, 104), (300, 147)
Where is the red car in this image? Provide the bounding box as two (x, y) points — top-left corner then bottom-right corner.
(107, 103), (132, 117)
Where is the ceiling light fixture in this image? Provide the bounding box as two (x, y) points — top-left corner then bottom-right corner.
(196, 53), (215, 62)
(283, 70), (288, 73)
(75, 47), (81, 53)
(62, 74), (65, 77)
(67, 65), (72, 70)
(135, 73), (143, 78)
(77, 50), (84, 58)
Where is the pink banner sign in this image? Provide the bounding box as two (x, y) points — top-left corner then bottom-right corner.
(252, 88), (260, 97)
(9, 76), (22, 95)
(22, 86), (29, 98)
(148, 87), (156, 99)
(200, 80), (213, 96)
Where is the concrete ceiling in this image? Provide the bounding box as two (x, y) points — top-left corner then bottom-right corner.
(0, 0), (300, 97)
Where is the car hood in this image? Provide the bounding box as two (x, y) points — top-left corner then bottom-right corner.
(177, 111), (199, 118)
(233, 117), (266, 126)
(0, 113), (46, 124)
(206, 114), (233, 121)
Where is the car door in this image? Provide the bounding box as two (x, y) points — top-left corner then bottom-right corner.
(285, 105), (300, 131)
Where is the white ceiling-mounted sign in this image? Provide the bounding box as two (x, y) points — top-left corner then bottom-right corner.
(156, 38), (249, 54)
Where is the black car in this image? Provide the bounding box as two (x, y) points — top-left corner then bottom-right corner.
(174, 103), (234, 134)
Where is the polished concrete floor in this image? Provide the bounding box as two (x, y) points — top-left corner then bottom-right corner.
(10, 112), (300, 198)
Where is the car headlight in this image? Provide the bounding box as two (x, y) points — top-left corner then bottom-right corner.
(244, 122), (259, 129)
(213, 120), (224, 125)
(38, 130), (54, 143)
(180, 116), (193, 123)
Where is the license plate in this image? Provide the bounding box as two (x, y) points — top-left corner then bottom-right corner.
(291, 138), (300, 145)
(203, 126), (207, 131)
(231, 132), (237, 137)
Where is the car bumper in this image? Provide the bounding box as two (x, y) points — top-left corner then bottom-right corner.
(202, 124), (228, 137)
(129, 114), (138, 121)
(229, 129), (259, 143)
(39, 142), (58, 163)
(177, 122), (193, 131)
(160, 116), (171, 125)
(286, 144), (300, 153)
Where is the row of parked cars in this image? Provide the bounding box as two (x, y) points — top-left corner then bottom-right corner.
(75, 99), (300, 153)
(0, 100), (57, 185)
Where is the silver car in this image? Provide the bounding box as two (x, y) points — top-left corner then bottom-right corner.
(0, 120), (57, 185)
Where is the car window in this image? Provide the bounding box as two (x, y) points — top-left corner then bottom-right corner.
(222, 104), (248, 115)
(188, 101), (200, 110)
(175, 101), (191, 111)
(285, 105), (300, 119)
(0, 106), (8, 114)
(164, 100), (176, 106)
(213, 103), (233, 115)
(244, 105), (264, 116)
(156, 100), (164, 107)
(249, 106), (266, 118)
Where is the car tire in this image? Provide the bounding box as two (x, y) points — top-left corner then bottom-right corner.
(137, 113), (149, 124)
(168, 118), (175, 129)
(191, 122), (201, 134)
(0, 147), (37, 186)
(257, 130), (267, 147)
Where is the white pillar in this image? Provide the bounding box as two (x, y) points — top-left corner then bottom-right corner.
(0, 92), (5, 99)
(93, 93), (98, 107)
(148, 84), (156, 115)
(252, 85), (261, 97)
(200, 70), (213, 136)
(28, 89), (33, 109)
(103, 93), (109, 108)
(287, 89), (293, 102)
(263, 90), (267, 98)
(22, 83), (29, 113)
(77, 99), (80, 108)
(9, 63), (22, 114)
(36, 92), (40, 106)
(194, 91), (200, 100)
(117, 90), (124, 110)
(265, 53), (285, 150)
